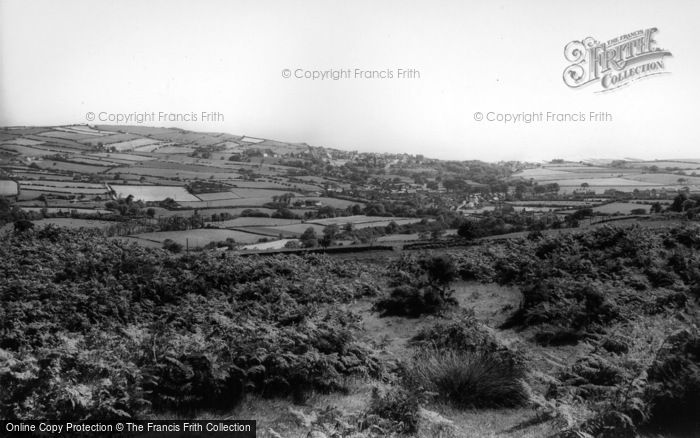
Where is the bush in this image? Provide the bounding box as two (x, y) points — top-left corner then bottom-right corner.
(367, 387), (421, 434)
(162, 239), (183, 253)
(503, 280), (620, 332)
(404, 348), (529, 409)
(374, 285), (456, 318)
(411, 309), (499, 353)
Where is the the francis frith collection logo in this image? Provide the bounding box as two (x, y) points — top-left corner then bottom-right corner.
(563, 28), (672, 92)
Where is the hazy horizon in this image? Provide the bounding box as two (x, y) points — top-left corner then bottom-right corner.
(1, 0), (698, 162)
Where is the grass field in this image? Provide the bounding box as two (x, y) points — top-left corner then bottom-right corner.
(37, 130), (101, 141)
(19, 181), (110, 195)
(21, 207), (112, 215)
(133, 228), (264, 247)
(0, 144), (54, 157)
(0, 180), (18, 196)
(90, 153), (157, 162)
(179, 198), (275, 208)
(109, 184), (199, 202)
(20, 180), (107, 189)
(107, 138), (164, 152)
(307, 215), (420, 226)
(627, 173), (700, 185)
(211, 217), (301, 227)
(377, 233), (421, 242)
(30, 218), (115, 229)
(79, 133), (140, 146)
(240, 239), (298, 250)
(152, 146), (195, 154)
(512, 165), (698, 194)
(592, 202), (648, 214)
(36, 160), (111, 174)
(625, 161), (700, 169)
(2, 138), (45, 146)
(195, 191), (241, 201)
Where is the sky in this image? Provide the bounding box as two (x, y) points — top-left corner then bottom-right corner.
(0, 0), (698, 162)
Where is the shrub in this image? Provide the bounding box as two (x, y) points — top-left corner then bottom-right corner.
(404, 348), (529, 409)
(162, 238), (183, 253)
(411, 309), (499, 353)
(503, 280), (619, 332)
(366, 387), (421, 434)
(374, 285), (456, 318)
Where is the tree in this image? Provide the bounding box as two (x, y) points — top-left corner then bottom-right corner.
(670, 194), (688, 212)
(14, 220), (34, 233)
(457, 220), (479, 240)
(422, 255), (457, 294)
(300, 227), (318, 248)
(323, 224), (340, 242)
(272, 208), (297, 219)
(146, 208), (156, 218)
(317, 205), (335, 218)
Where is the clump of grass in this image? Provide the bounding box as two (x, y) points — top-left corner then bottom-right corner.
(404, 348), (529, 409)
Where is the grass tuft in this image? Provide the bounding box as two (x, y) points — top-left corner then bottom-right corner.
(404, 348), (529, 409)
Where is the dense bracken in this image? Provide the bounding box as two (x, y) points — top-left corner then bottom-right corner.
(0, 226), (384, 419)
(449, 224), (700, 436)
(451, 225), (700, 336)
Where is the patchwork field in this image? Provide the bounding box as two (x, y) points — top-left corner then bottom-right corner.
(513, 164), (698, 194)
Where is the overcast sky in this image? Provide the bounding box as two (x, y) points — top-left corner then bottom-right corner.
(0, 0), (698, 162)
